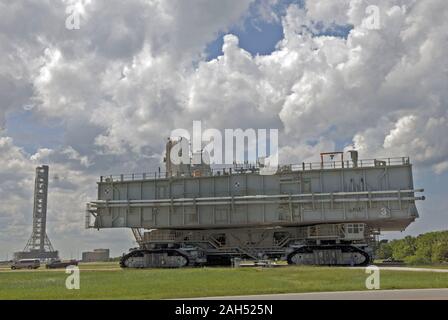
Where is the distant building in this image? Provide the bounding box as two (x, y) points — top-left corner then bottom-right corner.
(82, 249), (110, 262)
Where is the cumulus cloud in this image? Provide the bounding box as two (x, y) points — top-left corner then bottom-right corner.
(306, 0), (351, 26)
(184, 0), (448, 173)
(1, 0), (448, 256)
(0, 0), (256, 256)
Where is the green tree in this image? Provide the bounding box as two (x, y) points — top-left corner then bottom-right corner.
(390, 236), (416, 260)
(376, 241), (392, 259)
(384, 231), (448, 265)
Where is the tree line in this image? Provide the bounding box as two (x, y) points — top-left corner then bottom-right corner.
(376, 230), (448, 264)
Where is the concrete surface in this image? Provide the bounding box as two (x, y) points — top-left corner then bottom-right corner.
(195, 288), (448, 300)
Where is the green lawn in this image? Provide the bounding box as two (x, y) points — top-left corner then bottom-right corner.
(1, 266), (448, 300)
(408, 265), (448, 270)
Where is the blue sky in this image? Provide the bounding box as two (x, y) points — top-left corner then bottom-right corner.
(205, 15), (285, 60)
(1, 0), (447, 260)
(206, 0), (352, 61)
(4, 0), (355, 156)
(205, 0), (296, 60)
(5, 110), (65, 154)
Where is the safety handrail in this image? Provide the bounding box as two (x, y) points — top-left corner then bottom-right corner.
(98, 157), (411, 183)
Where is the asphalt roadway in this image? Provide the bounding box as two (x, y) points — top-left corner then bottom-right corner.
(196, 288), (448, 300)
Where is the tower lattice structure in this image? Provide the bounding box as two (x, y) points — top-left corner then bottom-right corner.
(23, 165), (56, 253)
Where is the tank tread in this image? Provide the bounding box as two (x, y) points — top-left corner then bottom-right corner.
(287, 245), (371, 266)
(120, 249), (190, 268)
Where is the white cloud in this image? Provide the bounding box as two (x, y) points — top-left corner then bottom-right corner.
(1, 0), (448, 257)
(30, 148), (54, 162)
(306, 0), (351, 26)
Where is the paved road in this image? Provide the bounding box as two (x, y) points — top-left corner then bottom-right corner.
(197, 289), (448, 300)
(351, 266), (448, 273)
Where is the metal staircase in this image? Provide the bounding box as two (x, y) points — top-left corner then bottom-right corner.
(131, 228), (145, 248)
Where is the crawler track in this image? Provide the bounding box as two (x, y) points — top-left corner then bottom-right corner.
(287, 245), (371, 266)
(120, 249), (190, 268)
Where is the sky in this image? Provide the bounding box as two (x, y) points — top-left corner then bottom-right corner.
(0, 0), (447, 260)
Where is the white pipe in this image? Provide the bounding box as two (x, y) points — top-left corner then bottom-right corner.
(92, 196), (424, 208)
(93, 189), (424, 204)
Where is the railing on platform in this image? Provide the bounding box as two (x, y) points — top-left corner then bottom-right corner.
(98, 157), (411, 183)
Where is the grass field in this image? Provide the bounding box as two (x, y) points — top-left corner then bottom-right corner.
(1, 262), (448, 299)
